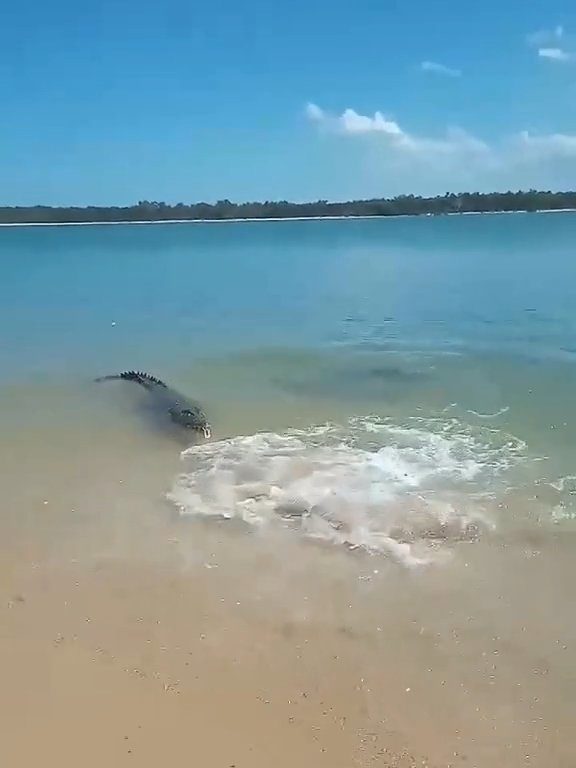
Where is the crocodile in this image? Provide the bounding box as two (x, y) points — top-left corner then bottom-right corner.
(95, 370), (211, 438)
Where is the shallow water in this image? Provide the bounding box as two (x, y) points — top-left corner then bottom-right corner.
(1, 214), (576, 766)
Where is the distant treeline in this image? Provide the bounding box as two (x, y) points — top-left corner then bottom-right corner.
(2, 190), (576, 224)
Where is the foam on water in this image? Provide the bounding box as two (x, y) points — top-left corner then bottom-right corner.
(168, 416), (526, 565)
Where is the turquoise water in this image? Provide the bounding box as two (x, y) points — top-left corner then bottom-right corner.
(1, 213), (576, 558)
(2, 212), (576, 379)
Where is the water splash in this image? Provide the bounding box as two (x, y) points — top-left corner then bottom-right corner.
(168, 416), (526, 565)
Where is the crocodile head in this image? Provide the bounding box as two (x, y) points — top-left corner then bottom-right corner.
(171, 407), (211, 438)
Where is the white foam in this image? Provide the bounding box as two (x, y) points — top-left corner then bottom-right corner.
(168, 417), (525, 565)
(467, 406), (510, 419)
(549, 474), (576, 493)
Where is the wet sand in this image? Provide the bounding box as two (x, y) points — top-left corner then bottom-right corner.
(1, 419), (575, 768)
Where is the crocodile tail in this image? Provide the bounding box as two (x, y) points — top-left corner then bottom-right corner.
(95, 371), (167, 389)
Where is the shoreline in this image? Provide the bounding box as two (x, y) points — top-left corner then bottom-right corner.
(1, 207), (576, 228)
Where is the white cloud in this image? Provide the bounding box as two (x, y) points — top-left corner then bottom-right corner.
(305, 102), (325, 122)
(306, 104), (403, 138)
(527, 25), (564, 47)
(538, 47), (573, 61)
(305, 102), (576, 194)
(420, 61), (461, 77)
(516, 130), (576, 157)
(528, 26), (574, 61)
(305, 103), (489, 160)
(339, 109), (403, 136)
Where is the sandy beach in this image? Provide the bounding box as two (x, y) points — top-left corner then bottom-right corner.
(1, 416), (575, 768)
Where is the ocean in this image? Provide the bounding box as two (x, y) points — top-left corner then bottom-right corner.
(1, 213), (575, 767)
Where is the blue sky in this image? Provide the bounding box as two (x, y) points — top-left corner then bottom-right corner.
(2, 0), (576, 204)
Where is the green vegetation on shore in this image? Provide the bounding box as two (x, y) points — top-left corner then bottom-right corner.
(2, 190), (576, 224)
